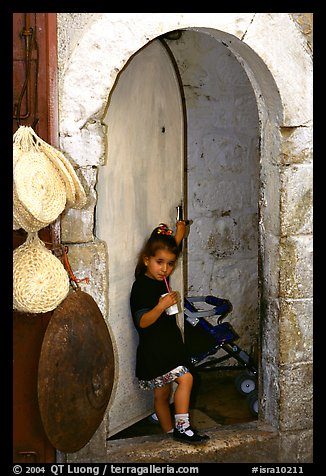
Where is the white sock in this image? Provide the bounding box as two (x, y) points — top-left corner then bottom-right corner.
(166, 429), (173, 434)
(175, 413), (194, 436)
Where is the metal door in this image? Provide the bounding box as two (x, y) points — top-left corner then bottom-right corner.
(96, 38), (185, 437)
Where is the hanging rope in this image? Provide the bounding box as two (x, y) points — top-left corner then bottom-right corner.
(42, 241), (90, 289)
(62, 245), (89, 288)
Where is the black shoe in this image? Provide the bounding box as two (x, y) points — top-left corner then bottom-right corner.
(173, 426), (210, 444)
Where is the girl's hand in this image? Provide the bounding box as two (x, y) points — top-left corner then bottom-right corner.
(159, 291), (179, 311)
(175, 221), (186, 246)
(140, 291), (180, 328)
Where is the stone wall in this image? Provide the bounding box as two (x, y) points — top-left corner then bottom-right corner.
(57, 13), (313, 462)
(166, 31), (260, 356)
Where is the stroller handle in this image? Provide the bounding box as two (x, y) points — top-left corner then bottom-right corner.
(184, 296), (233, 323)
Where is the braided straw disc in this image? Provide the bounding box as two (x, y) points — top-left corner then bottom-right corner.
(14, 150), (67, 224)
(13, 232), (70, 314)
(13, 186), (49, 232)
(13, 148), (49, 232)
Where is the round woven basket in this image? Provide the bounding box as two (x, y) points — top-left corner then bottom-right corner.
(13, 232), (70, 314)
(14, 150), (67, 225)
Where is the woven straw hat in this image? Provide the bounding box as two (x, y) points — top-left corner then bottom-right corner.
(14, 126), (87, 209)
(14, 150), (67, 224)
(13, 185), (49, 232)
(13, 126), (87, 232)
(13, 232), (70, 314)
(13, 145), (55, 232)
(38, 141), (87, 209)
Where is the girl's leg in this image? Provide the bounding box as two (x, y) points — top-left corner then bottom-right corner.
(153, 383), (173, 432)
(174, 372), (195, 435)
(172, 371), (210, 443)
(174, 371), (193, 414)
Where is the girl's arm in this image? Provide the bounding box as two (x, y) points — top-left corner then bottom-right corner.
(139, 291), (179, 328)
(175, 220), (186, 246)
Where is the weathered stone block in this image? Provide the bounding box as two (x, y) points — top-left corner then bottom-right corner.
(279, 362), (313, 432)
(261, 298), (280, 363)
(279, 298), (313, 365)
(279, 235), (313, 299)
(259, 162), (281, 237)
(260, 298), (280, 425)
(278, 428), (313, 463)
(259, 231), (280, 299)
(62, 240), (109, 318)
(281, 126), (313, 165)
(280, 163), (313, 235)
(246, 13), (313, 126)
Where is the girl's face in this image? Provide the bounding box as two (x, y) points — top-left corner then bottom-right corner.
(144, 249), (177, 281)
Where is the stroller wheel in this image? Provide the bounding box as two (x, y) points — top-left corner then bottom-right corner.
(247, 391), (259, 416)
(235, 370), (257, 395)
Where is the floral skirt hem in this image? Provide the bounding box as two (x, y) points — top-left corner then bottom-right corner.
(138, 365), (189, 390)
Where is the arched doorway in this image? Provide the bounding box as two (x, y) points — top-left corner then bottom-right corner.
(94, 27), (280, 438)
(59, 14), (312, 460)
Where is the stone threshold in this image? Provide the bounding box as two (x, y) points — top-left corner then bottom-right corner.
(71, 421), (279, 463)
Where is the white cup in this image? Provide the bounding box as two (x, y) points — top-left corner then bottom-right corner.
(161, 293), (179, 315)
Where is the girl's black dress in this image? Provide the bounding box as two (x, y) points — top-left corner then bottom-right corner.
(130, 273), (191, 382)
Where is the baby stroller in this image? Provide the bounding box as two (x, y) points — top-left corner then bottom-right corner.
(149, 295), (258, 424)
(183, 295), (258, 416)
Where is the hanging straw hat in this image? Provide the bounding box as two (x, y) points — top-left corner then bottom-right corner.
(13, 185), (49, 232)
(14, 149), (67, 225)
(13, 126), (87, 232)
(13, 232), (70, 314)
(13, 140), (56, 231)
(13, 144), (61, 232)
(37, 140), (87, 209)
(14, 126), (87, 210)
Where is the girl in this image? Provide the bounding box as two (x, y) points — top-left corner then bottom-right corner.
(130, 222), (209, 444)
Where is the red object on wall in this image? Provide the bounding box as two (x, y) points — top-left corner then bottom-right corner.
(13, 13), (58, 463)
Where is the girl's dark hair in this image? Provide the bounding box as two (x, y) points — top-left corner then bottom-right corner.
(135, 224), (181, 278)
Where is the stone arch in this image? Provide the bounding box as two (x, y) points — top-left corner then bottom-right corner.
(59, 12), (312, 445)
(59, 13), (312, 167)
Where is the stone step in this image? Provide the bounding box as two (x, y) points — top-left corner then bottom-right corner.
(75, 422), (279, 463)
